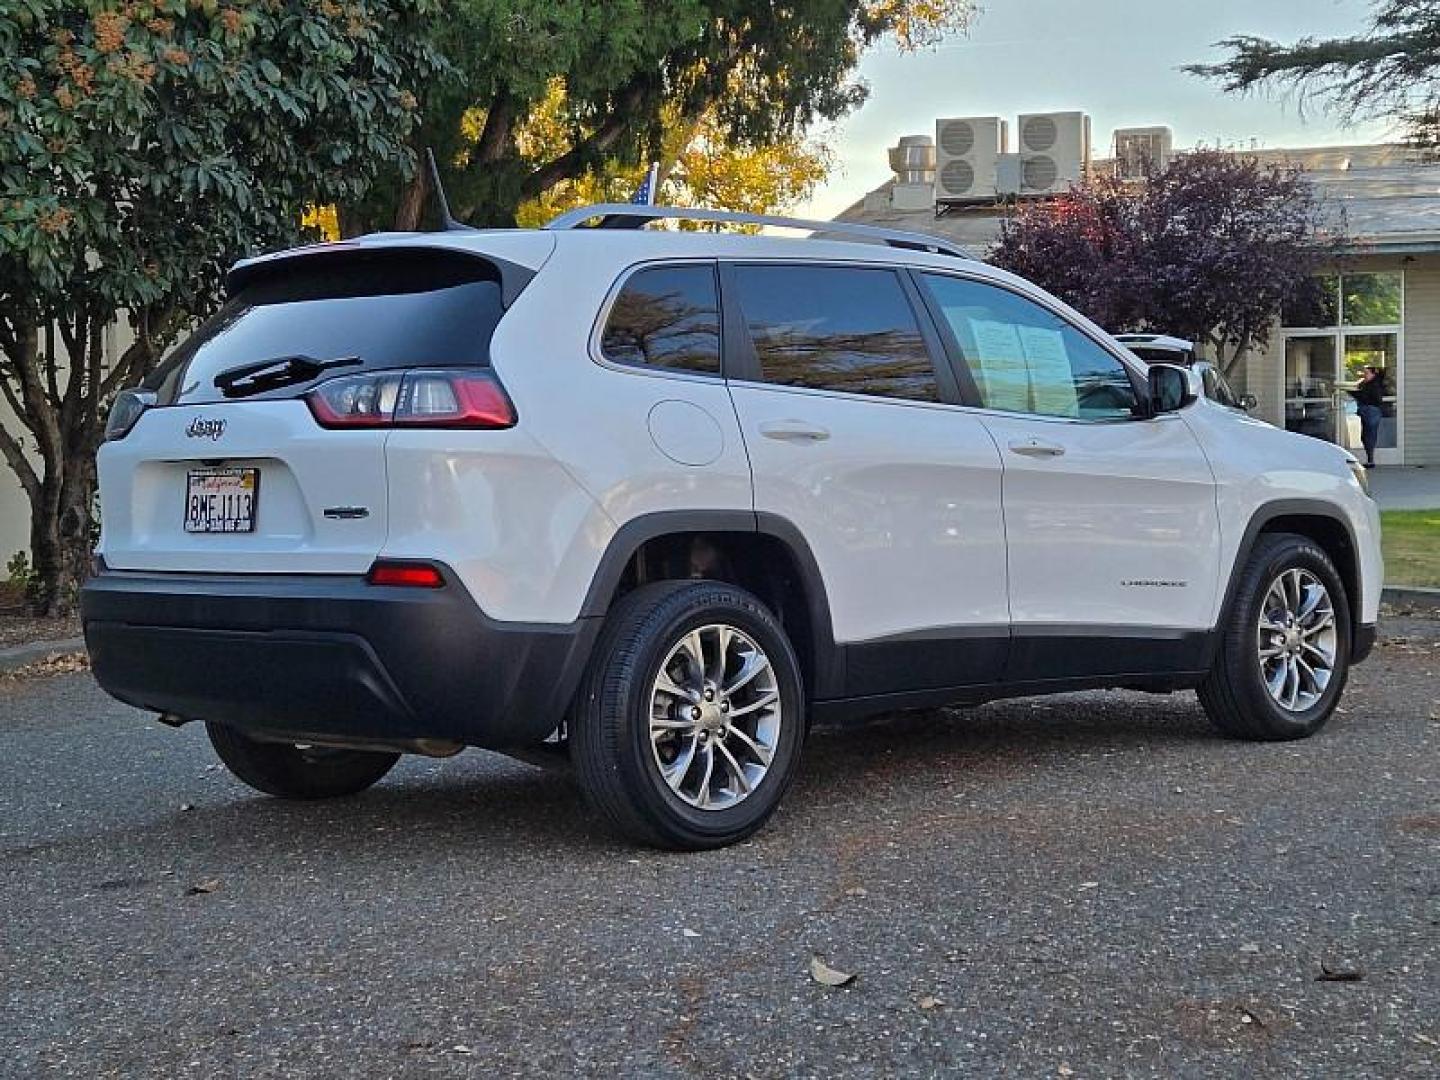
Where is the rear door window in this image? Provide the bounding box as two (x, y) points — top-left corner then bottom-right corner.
(600, 264), (721, 375)
(149, 250), (507, 405)
(730, 265), (941, 402)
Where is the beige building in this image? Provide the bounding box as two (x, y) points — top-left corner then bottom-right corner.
(0, 321), (135, 563)
(837, 140), (1440, 467)
(0, 400), (26, 563)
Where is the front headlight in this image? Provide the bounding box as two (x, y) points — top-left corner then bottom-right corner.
(1345, 457), (1371, 496)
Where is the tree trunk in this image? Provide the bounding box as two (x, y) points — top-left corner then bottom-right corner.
(392, 168), (429, 231)
(1216, 340), (1246, 379)
(25, 457), (95, 617)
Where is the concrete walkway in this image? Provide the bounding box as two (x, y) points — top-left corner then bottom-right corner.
(0, 636), (85, 673)
(1368, 466), (1440, 511)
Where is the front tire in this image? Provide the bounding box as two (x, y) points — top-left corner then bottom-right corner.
(206, 723), (400, 799)
(571, 581), (805, 850)
(1198, 533), (1352, 741)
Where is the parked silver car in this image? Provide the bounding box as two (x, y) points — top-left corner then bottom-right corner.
(1115, 334), (1257, 412)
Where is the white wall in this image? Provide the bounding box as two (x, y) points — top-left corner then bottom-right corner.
(0, 319), (136, 563)
(0, 394), (30, 563)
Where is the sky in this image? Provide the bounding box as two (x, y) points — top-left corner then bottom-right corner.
(798, 0), (1393, 219)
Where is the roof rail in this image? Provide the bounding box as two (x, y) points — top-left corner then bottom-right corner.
(543, 203), (974, 260)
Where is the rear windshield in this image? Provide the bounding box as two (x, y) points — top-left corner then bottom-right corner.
(149, 250), (506, 406)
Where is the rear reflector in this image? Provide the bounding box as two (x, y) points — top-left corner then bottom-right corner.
(366, 561), (445, 588)
(307, 369), (515, 429)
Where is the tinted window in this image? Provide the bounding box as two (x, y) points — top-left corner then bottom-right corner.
(150, 250), (506, 406)
(920, 274), (1137, 419)
(601, 265), (721, 375)
(733, 265), (938, 402)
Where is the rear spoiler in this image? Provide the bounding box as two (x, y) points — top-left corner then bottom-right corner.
(226, 237), (545, 308)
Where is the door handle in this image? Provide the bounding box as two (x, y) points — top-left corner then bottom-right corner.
(1007, 438), (1066, 458)
(759, 420), (831, 442)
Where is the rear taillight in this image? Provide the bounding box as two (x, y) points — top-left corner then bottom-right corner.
(367, 561), (446, 588)
(305, 369), (515, 430)
(104, 388), (157, 441)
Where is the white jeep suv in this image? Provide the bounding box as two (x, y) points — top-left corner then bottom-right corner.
(83, 205), (1382, 849)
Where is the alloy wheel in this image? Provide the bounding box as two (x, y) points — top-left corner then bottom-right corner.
(647, 623), (782, 810)
(1257, 568), (1338, 713)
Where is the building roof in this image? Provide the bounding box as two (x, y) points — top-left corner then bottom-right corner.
(835, 143), (1440, 257)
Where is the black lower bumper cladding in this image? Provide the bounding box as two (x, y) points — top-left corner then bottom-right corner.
(81, 568), (597, 749)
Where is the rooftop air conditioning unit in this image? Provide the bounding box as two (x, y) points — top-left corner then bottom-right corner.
(1017, 111), (1090, 195)
(1113, 126), (1174, 180)
(995, 153), (1022, 197)
(934, 117), (1008, 202)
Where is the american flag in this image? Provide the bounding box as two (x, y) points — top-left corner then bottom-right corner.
(630, 162), (659, 205)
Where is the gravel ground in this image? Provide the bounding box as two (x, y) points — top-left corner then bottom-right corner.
(0, 613), (81, 651)
(2, 621), (1437, 1078)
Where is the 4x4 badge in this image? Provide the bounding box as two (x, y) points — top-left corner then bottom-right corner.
(186, 417), (226, 440)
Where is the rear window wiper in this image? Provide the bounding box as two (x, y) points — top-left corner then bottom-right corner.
(214, 353), (363, 399)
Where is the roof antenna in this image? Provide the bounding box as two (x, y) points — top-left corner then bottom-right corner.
(424, 147), (469, 231)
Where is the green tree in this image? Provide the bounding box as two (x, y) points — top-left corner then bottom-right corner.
(1188, 1), (1440, 148)
(350, 0), (974, 232)
(0, 0), (444, 614)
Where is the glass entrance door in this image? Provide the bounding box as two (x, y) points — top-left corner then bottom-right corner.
(1280, 271), (1403, 464)
(1284, 336), (1339, 444)
(1283, 332), (1403, 464)
(1342, 333), (1400, 465)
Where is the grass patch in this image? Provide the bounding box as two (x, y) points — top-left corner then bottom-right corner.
(1381, 510), (1440, 588)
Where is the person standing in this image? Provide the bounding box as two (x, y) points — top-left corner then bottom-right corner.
(1349, 365), (1388, 468)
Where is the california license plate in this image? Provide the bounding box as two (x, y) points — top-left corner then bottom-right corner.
(184, 468), (258, 534)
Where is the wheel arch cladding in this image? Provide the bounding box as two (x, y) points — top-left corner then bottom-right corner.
(577, 511), (842, 700)
(1228, 501), (1362, 646)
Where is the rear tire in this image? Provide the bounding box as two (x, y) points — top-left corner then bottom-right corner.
(206, 723), (399, 799)
(1198, 533), (1351, 741)
(571, 581), (805, 850)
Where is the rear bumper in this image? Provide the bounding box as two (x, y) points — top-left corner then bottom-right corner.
(81, 569), (597, 748)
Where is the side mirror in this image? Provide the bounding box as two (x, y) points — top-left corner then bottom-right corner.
(1239, 393), (1258, 412)
(1147, 364), (1196, 415)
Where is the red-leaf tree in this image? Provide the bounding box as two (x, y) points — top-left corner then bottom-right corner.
(991, 151), (1339, 375)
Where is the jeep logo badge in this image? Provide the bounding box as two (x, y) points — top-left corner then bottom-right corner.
(186, 417), (227, 440)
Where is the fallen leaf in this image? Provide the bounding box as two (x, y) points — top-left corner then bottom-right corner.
(809, 956), (856, 987)
(918, 994), (943, 1010)
(1239, 1007), (1266, 1028)
(1058, 1064), (1074, 1078)
(185, 878), (220, 896)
